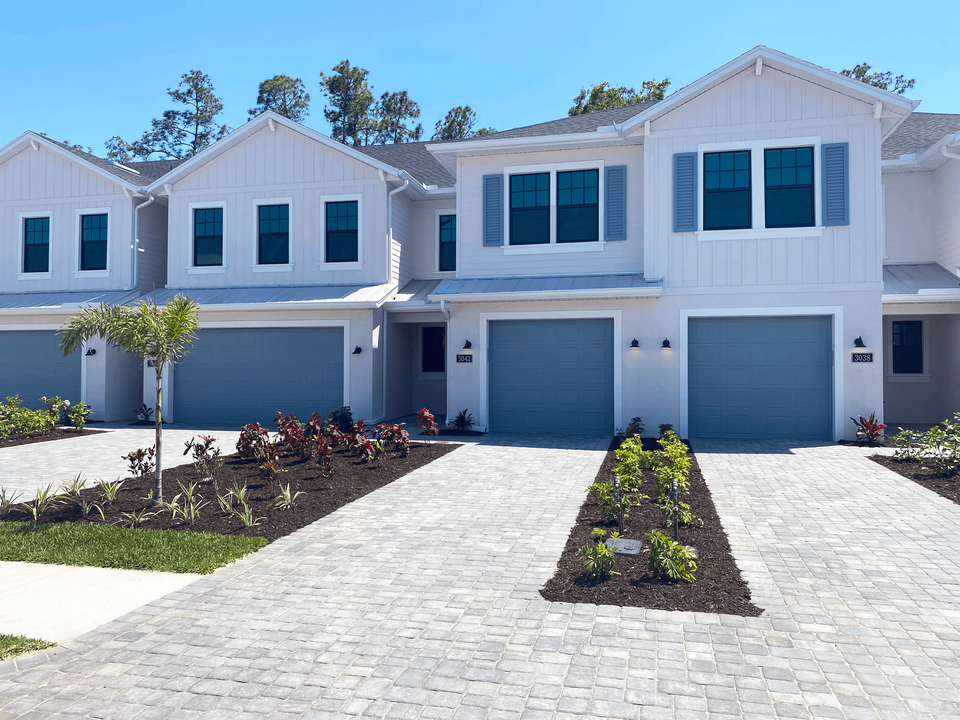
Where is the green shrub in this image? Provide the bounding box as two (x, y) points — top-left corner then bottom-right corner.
(0, 396), (60, 440)
(624, 416), (644, 438)
(893, 428), (923, 461)
(655, 497), (702, 527)
(645, 529), (697, 583)
(577, 529), (619, 578)
(654, 432), (690, 499)
(67, 401), (93, 429)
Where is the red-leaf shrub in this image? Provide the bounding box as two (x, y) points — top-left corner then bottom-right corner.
(417, 408), (439, 436)
(376, 423), (410, 457)
(275, 412), (311, 460)
(851, 412), (887, 442)
(237, 423), (270, 461)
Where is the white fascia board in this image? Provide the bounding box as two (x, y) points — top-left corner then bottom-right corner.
(427, 287), (663, 303)
(616, 45), (918, 137)
(195, 300), (382, 313)
(0, 132), (142, 192)
(425, 130), (624, 156)
(144, 111), (417, 193)
(883, 293), (960, 305)
(0, 306), (87, 316)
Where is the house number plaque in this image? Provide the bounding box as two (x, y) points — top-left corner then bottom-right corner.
(456, 354), (473, 363)
(852, 353), (873, 363)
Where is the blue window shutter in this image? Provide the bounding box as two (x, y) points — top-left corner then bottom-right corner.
(604, 165), (627, 241)
(821, 142), (849, 226)
(673, 152), (697, 232)
(482, 174), (503, 246)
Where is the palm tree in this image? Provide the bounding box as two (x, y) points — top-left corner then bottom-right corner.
(59, 294), (200, 503)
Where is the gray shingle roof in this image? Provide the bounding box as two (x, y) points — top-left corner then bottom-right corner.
(457, 103), (659, 142)
(881, 113), (960, 160)
(43, 137), (186, 185)
(354, 142), (456, 188)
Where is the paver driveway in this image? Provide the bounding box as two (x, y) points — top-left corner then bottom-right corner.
(2, 436), (960, 719)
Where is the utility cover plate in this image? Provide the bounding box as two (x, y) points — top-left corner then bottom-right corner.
(605, 538), (643, 556)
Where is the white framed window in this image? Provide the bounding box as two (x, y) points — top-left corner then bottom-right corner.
(435, 208), (456, 274)
(695, 137), (824, 241)
(187, 201), (227, 275)
(502, 160), (606, 255)
(320, 193), (363, 268)
(18, 211), (53, 280)
(74, 207), (111, 278)
(251, 197), (293, 273)
(885, 316), (930, 383)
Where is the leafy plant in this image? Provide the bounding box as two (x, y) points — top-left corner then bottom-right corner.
(258, 449), (287, 483)
(173, 480), (208, 523)
(577, 529), (619, 578)
(183, 435), (225, 491)
(0, 395), (60, 439)
(645, 529), (697, 583)
(893, 428), (923, 461)
(314, 434), (334, 478)
(375, 423), (410, 457)
(236, 423), (270, 461)
(136, 403), (154, 422)
(851, 412), (887, 442)
(271, 483), (304, 510)
(624, 417), (644, 438)
(120, 508), (155, 528)
(27, 484), (64, 522)
(658, 423), (674, 438)
(76, 499), (106, 521)
(329, 406), (354, 434)
(587, 481), (643, 522)
(449, 408), (474, 432)
(60, 473), (87, 499)
(66, 401), (93, 430)
(920, 422), (960, 475)
(98, 478), (124, 506)
(0, 488), (22, 519)
(417, 407), (439, 436)
(654, 497), (702, 527)
(654, 432), (690, 499)
(233, 501), (266, 528)
(275, 412), (311, 460)
(122, 446), (155, 479)
(226, 481), (250, 508)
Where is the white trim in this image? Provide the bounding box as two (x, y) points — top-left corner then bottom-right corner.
(178, 319), (353, 409)
(252, 196), (293, 269)
(320, 193), (363, 270)
(696, 137), (822, 236)
(430, 287), (662, 303)
(434, 207), (457, 274)
(17, 211), (53, 279)
(503, 159), (606, 250)
(883, 294), (960, 305)
(678, 306), (844, 441)
(0, 323), (62, 330)
(74, 207), (112, 275)
(187, 200), (226, 270)
(477, 310), (623, 433)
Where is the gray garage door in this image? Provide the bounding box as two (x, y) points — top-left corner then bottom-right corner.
(688, 316), (833, 439)
(0, 331), (81, 409)
(489, 319), (614, 434)
(173, 327), (344, 427)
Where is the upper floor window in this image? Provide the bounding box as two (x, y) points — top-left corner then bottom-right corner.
(80, 213), (108, 271)
(703, 151), (750, 231)
(765, 147), (814, 228)
(557, 170), (599, 243)
(194, 208), (223, 267)
(326, 201), (358, 263)
(23, 217), (50, 273)
(510, 172), (550, 245)
(258, 204), (289, 265)
(438, 214), (456, 272)
(892, 320), (922, 374)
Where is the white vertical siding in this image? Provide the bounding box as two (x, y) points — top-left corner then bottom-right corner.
(936, 159), (960, 275)
(166, 124), (388, 289)
(137, 200), (168, 294)
(392, 193), (413, 286)
(643, 66), (883, 291)
(0, 144), (135, 293)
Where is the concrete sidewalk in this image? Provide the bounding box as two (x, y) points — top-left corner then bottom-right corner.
(0, 562), (201, 643)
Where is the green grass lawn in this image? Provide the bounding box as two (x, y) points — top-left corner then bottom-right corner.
(0, 634), (55, 660)
(0, 522), (266, 574)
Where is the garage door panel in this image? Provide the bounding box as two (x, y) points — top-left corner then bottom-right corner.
(689, 316), (831, 440)
(0, 331), (82, 410)
(174, 328), (343, 426)
(489, 319), (613, 435)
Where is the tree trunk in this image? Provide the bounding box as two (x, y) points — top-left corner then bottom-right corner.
(153, 362), (163, 505)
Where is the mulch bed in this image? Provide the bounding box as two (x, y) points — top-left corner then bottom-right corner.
(0, 427), (105, 448)
(541, 437), (763, 616)
(869, 454), (960, 505)
(3, 441), (461, 543)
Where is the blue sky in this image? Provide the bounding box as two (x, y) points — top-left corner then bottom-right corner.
(1, 0), (956, 154)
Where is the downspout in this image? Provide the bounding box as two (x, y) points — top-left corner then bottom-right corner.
(942, 146), (960, 161)
(124, 194), (155, 292)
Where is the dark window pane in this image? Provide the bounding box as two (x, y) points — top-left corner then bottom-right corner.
(80, 213), (108, 271)
(258, 204), (289, 265)
(704, 190), (750, 230)
(764, 146), (814, 228)
(326, 201), (358, 263)
(193, 207), (223, 266)
(23, 217), (50, 273)
(556, 169), (599, 243)
(510, 173), (550, 245)
(892, 321), (923, 374)
(703, 152), (751, 231)
(422, 326), (445, 373)
(438, 214), (456, 271)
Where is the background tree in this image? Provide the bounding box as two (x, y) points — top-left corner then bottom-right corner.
(58, 295), (200, 504)
(105, 70), (229, 161)
(841, 63), (915, 94)
(568, 78), (670, 116)
(432, 106), (494, 140)
(373, 91), (423, 144)
(320, 60), (375, 146)
(248, 75), (311, 122)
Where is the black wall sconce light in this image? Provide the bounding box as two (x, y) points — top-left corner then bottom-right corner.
(462, 340), (472, 351)
(661, 338), (672, 349)
(854, 336), (866, 349)
(629, 338), (640, 349)
(84, 348), (97, 356)
(352, 346), (362, 355)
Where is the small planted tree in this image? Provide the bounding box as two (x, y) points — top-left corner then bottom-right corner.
(59, 294), (200, 503)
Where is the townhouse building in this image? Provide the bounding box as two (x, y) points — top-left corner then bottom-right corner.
(1, 46), (957, 438)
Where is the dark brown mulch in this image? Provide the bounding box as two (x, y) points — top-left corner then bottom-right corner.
(869, 454), (960, 505)
(838, 438), (894, 448)
(434, 428), (485, 437)
(3, 441), (461, 543)
(540, 437), (763, 616)
(0, 427), (106, 448)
